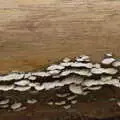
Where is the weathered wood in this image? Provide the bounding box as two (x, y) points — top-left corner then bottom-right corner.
(0, 0), (120, 73)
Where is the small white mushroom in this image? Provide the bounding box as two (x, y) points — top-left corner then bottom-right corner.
(55, 101), (66, 106)
(13, 86), (30, 91)
(29, 90), (39, 94)
(0, 104), (9, 108)
(69, 84), (83, 95)
(11, 103), (22, 110)
(62, 76), (83, 85)
(104, 79), (120, 88)
(0, 73), (24, 81)
(71, 62), (93, 68)
(91, 68), (118, 75)
(24, 72), (32, 79)
(48, 70), (60, 75)
(63, 57), (71, 63)
(15, 106), (26, 111)
(71, 100), (77, 104)
(101, 58), (115, 65)
(63, 105), (71, 109)
(60, 70), (71, 76)
(112, 61), (120, 67)
(82, 80), (103, 87)
(82, 79), (120, 88)
(67, 95), (77, 100)
(91, 68), (103, 74)
(60, 62), (72, 67)
(87, 86), (102, 90)
(27, 99), (37, 104)
(103, 68), (118, 75)
(43, 81), (61, 90)
(28, 76), (37, 80)
(48, 101), (54, 105)
(0, 85), (14, 91)
(93, 64), (101, 68)
(14, 80), (30, 86)
(76, 55), (90, 62)
(0, 99), (9, 105)
(109, 98), (116, 101)
(101, 76), (112, 81)
(52, 75), (61, 78)
(34, 84), (44, 91)
(82, 91), (90, 95)
(47, 65), (65, 71)
(105, 53), (113, 57)
(32, 72), (50, 77)
(56, 93), (70, 98)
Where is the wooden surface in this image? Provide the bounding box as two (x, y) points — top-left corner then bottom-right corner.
(0, 0), (120, 73)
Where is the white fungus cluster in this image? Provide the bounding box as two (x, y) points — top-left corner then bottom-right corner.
(0, 54), (120, 111)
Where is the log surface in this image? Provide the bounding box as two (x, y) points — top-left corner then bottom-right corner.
(0, 0), (120, 73)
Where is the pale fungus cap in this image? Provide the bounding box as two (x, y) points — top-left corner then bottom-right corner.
(14, 80), (30, 86)
(69, 84), (83, 95)
(76, 55), (90, 62)
(112, 61), (120, 67)
(11, 103), (22, 110)
(0, 85), (14, 91)
(63, 105), (71, 109)
(101, 58), (115, 65)
(0, 72), (24, 81)
(32, 72), (50, 77)
(27, 99), (37, 104)
(47, 65), (65, 71)
(0, 99), (9, 105)
(63, 57), (71, 63)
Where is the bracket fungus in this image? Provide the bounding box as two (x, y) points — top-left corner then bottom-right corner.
(0, 54), (120, 111)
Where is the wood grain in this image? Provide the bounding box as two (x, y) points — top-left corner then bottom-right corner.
(0, 0), (120, 73)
